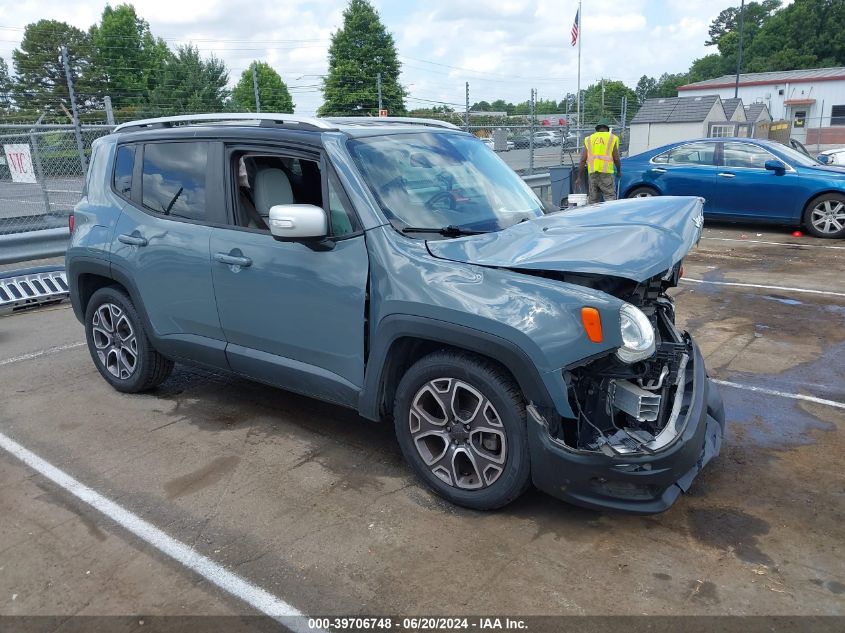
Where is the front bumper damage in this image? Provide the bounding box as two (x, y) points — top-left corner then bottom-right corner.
(527, 339), (725, 514)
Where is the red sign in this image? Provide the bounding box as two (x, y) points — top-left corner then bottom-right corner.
(379, 109), (388, 117)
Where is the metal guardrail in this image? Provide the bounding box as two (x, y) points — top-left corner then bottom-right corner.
(0, 227), (70, 265)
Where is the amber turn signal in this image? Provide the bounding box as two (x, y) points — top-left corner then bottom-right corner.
(581, 307), (603, 343)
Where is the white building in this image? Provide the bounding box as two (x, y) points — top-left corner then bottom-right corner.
(678, 67), (845, 145)
(628, 95), (727, 156)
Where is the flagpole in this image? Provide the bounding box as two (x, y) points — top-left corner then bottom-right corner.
(576, 0), (582, 153)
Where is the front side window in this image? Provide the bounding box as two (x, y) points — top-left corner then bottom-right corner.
(348, 132), (543, 233)
(142, 142), (208, 220)
(113, 145), (135, 198)
(723, 142), (778, 169)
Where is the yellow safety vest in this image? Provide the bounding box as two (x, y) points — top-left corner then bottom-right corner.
(584, 131), (618, 174)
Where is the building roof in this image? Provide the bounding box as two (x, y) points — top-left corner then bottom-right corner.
(631, 95), (721, 124)
(679, 67), (845, 91)
(744, 103), (769, 121)
(722, 98), (742, 118)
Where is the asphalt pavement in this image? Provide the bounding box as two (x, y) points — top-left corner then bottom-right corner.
(0, 222), (843, 623)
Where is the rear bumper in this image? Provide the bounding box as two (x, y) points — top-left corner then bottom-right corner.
(527, 340), (725, 514)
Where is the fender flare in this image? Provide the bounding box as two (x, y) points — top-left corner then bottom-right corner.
(358, 314), (564, 421)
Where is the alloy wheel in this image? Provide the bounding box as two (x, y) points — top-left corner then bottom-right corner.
(811, 199), (845, 234)
(91, 303), (138, 379)
(409, 378), (507, 490)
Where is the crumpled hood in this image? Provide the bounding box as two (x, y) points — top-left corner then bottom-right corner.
(426, 196), (704, 282)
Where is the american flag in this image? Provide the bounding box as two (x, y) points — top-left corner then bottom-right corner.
(571, 8), (580, 46)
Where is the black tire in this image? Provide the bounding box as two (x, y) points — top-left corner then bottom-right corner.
(84, 286), (173, 393)
(803, 193), (845, 238)
(627, 185), (659, 199)
(393, 351), (531, 510)
(544, 139), (552, 147)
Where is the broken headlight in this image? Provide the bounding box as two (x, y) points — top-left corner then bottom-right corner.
(616, 303), (655, 364)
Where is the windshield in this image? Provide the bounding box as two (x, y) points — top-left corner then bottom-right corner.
(347, 132), (544, 233)
(774, 143), (821, 167)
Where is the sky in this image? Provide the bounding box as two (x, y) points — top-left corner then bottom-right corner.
(0, 0), (745, 115)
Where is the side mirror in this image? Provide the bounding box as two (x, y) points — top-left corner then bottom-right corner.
(268, 204), (327, 240)
(817, 154), (830, 165)
(764, 159), (786, 173)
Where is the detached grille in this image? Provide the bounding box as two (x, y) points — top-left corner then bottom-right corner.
(0, 268), (69, 314)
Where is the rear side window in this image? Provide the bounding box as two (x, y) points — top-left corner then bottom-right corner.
(113, 145), (135, 198)
(665, 141), (717, 166)
(142, 142), (208, 221)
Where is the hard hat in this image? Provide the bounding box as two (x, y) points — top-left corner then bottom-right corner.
(595, 118), (612, 130)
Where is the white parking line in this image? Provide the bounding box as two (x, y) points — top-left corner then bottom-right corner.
(701, 236), (845, 250)
(0, 342), (85, 367)
(712, 379), (845, 410)
(0, 431), (318, 631)
(681, 277), (845, 298)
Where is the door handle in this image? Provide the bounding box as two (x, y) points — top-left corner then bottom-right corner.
(718, 172), (736, 178)
(214, 253), (253, 267)
(650, 167), (667, 174)
(118, 233), (148, 246)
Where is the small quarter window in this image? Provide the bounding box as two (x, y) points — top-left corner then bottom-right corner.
(113, 145), (135, 198)
(142, 142), (208, 221)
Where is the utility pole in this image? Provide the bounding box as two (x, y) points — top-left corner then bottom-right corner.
(252, 62), (261, 113)
(377, 72), (383, 111)
(61, 45), (87, 172)
(735, 0), (746, 99)
(528, 88), (536, 176)
(464, 81), (470, 131)
(103, 95), (115, 125)
(575, 0), (583, 152)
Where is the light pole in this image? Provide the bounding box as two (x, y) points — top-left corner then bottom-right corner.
(734, 0), (746, 99)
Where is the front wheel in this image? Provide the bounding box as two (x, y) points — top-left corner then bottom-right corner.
(393, 351), (531, 510)
(627, 186), (659, 199)
(84, 287), (174, 393)
(804, 194), (845, 238)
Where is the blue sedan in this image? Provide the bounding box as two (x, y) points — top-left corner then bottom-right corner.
(620, 138), (845, 238)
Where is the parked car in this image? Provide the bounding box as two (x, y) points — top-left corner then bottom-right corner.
(533, 131), (560, 147)
(67, 113), (725, 513)
(621, 137), (845, 238)
(817, 147), (845, 166)
(511, 133), (531, 149)
(481, 137), (514, 151)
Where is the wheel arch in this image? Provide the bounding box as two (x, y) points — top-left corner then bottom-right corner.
(624, 183), (660, 198)
(359, 315), (560, 422)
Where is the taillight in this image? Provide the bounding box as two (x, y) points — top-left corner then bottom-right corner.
(68, 213), (75, 233)
(679, 264), (685, 278)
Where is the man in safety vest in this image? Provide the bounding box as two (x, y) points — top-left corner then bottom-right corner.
(575, 118), (622, 204)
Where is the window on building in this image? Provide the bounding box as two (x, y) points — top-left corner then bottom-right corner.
(112, 145), (135, 198)
(709, 124), (734, 138)
(141, 142), (208, 221)
(831, 105), (845, 126)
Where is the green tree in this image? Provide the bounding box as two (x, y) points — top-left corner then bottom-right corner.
(0, 57), (13, 110)
(90, 4), (169, 109)
(634, 75), (658, 104)
(688, 53), (730, 82)
(319, 0), (406, 116)
(231, 61), (294, 113)
(706, 0), (781, 47)
(12, 20), (96, 114)
(654, 72), (691, 98)
(582, 80), (637, 122)
(742, 0), (845, 72)
(145, 45), (229, 115)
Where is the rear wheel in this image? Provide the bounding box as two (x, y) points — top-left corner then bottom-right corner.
(804, 193), (845, 238)
(393, 351), (531, 510)
(84, 287), (173, 393)
(627, 186), (659, 199)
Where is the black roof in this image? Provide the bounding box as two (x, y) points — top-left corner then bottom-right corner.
(631, 95), (722, 124)
(745, 103), (769, 121)
(721, 98), (742, 119)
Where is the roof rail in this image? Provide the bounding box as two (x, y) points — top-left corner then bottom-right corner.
(113, 113), (336, 133)
(325, 116), (460, 130)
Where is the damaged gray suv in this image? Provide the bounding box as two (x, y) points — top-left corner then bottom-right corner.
(67, 114), (725, 514)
